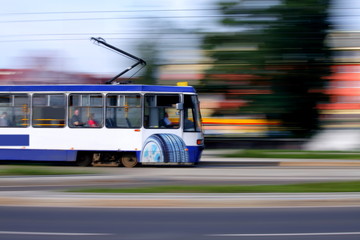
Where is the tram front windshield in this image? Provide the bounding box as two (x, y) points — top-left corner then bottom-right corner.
(144, 94), (201, 131)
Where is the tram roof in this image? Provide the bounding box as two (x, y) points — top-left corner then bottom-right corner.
(0, 84), (196, 93)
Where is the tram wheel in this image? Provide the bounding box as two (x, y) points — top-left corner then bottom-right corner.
(76, 153), (93, 167)
(141, 134), (189, 163)
(121, 153), (138, 168)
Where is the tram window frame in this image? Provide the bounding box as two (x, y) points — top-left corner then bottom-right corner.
(68, 94), (104, 128)
(144, 94), (180, 129)
(0, 94), (29, 128)
(183, 94), (202, 132)
(105, 94), (142, 128)
(32, 94), (66, 128)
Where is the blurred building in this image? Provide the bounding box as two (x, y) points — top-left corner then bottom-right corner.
(0, 69), (107, 85)
(157, 31), (360, 139)
(318, 31), (360, 129)
(304, 31), (360, 150)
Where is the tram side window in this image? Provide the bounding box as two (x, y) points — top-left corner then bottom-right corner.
(32, 94), (66, 128)
(68, 94), (103, 128)
(184, 95), (202, 132)
(0, 94), (29, 127)
(144, 94), (180, 129)
(106, 94), (141, 128)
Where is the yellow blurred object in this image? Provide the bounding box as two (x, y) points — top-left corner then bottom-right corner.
(202, 117), (279, 126)
(177, 82), (188, 86)
(200, 117), (281, 137)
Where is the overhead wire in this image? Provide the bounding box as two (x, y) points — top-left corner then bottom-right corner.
(0, 6), (352, 43)
(1, 6), (357, 16)
(0, 8), (218, 16)
(0, 14), (233, 24)
(0, 8), (211, 43)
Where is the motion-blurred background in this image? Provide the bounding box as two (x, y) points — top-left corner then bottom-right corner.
(1, 0), (359, 150)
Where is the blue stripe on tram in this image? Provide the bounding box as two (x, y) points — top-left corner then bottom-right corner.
(0, 135), (29, 146)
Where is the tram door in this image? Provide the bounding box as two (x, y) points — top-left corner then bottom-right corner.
(141, 94), (189, 163)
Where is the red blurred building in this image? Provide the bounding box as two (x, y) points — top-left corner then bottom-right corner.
(0, 68), (106, 85)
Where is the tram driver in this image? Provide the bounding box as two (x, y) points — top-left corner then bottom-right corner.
(159, 112), (172, 128)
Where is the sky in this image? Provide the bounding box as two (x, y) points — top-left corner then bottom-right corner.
(0, 0), (359, 76)
(331, 0), (360, 30)
(0, 0), (216, 75)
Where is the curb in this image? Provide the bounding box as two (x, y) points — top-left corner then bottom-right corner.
(202, 157), (360, 167)
(279, 161), (360, 167)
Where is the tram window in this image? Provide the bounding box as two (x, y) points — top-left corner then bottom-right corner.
(32, 94), (66, 128)
(106, 94), (141, 128)
(69, 94), (104, 128)
(0, 95), (11, 106)
(184, 95), (202, 132)
(0, 94), (29, 128)
(144, 94), (180, 129)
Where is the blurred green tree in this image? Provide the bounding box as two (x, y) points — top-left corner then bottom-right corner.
(136, 41), (159, 85)
(201, 0), (332, 137)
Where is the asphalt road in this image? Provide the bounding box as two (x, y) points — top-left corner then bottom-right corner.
(1, 206), (359, 240)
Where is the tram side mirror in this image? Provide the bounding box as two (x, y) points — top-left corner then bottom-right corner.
(176, 103), (183, 110)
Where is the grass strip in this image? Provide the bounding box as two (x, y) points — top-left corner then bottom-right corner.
(0, 166), (92, 176)
(223, 149), (360, 159)
(69, 181), (360, 193)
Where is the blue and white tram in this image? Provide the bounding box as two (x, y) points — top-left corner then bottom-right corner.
(0, 84), (204, 167)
